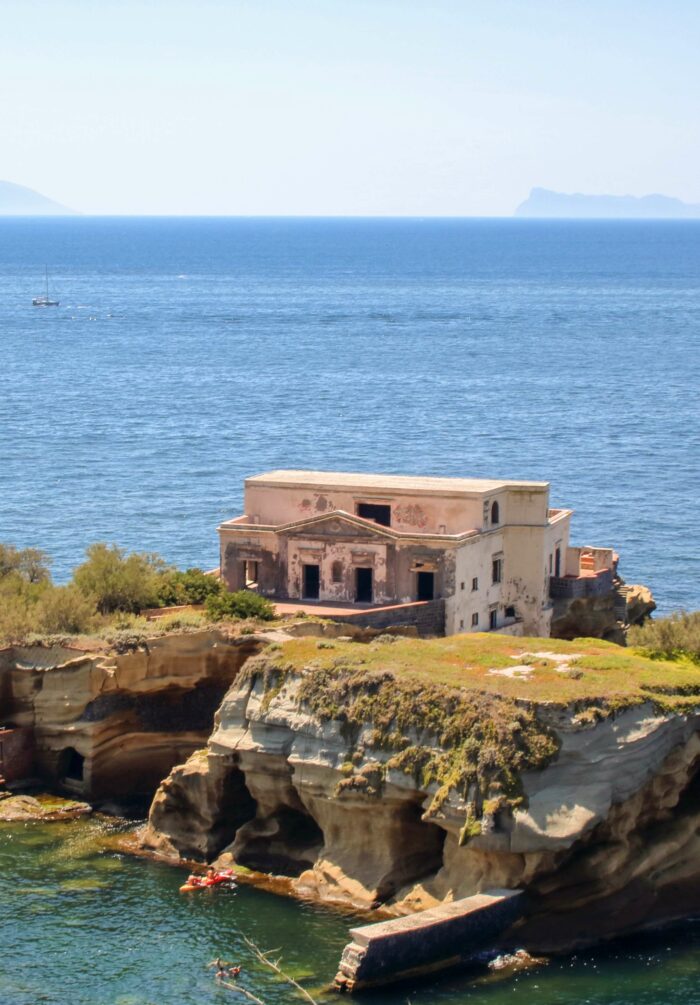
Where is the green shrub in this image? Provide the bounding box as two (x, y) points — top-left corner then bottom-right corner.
(205, 590), (275, 622)
(73, 543), (168, 614)
(36, 584), (97, 634)
(629, 611), (700, 663)
(156, 568), (223, 607)
(0, 544), (51, 584)
(0, 583), (35, 642)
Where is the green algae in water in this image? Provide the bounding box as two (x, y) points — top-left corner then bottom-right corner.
(60, 878), (111, 891)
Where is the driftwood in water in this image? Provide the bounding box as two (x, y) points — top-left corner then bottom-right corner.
(219, 978), (266, 1004)
(241, 935), (320, 1005)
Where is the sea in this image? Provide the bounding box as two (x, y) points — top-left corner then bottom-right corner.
(0, 217), (698, 612)
(1, 218), (699, 1003)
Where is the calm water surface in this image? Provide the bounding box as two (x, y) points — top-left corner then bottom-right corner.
(1, 219), (699, 1001)
(2, 817), (700, 1005)
(0, 218), (698, 611)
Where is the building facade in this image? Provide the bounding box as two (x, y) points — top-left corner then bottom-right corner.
(218, 470), (616, 637)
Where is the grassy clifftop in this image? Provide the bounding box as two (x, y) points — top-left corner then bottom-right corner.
(242, 633), (700, 841)
(272, 633), (700, 714)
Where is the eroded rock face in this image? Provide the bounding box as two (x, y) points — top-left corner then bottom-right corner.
(0, 631), (264, 802)
(550, 581), (656, 643)
(141, 660), (700, 950)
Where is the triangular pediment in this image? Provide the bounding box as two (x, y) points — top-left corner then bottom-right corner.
(278, 509), (395, 541)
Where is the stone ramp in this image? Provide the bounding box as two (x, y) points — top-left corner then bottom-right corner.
(334, 888), (524, 991)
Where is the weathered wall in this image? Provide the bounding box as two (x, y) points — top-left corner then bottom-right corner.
(327, 600), (446, 637)
(0, 726), (34, 783)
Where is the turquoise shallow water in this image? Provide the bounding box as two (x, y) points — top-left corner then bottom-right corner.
(2, 818), (700, 1005)
(0, 218), (699, 612)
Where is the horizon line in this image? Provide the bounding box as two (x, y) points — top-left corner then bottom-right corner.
(2, 213), (700, 222)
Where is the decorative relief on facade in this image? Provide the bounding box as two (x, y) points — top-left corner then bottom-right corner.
(299, 494), (335, 515)
(394, 503), (428, 529)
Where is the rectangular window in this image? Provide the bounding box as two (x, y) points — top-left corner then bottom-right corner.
(471, 612), (479, 627)
(549, 554), (553, 574)
(459, 619), (464, 630)
(356, 502), (391, 527)
(471, 577), (479, 591)
(492, 558), (502, 584)
(489, 609), (498, 630)
(460, 582), (465, 591)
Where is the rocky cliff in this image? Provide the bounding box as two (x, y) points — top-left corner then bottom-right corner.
(142, 633), (700, 951)
(0, 630), (265, 803)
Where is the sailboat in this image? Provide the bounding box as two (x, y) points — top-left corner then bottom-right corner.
(32, 267), (59, 307)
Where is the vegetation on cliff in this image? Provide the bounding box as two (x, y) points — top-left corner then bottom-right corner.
(629, 610), (700, 664)
(0, 541), (274, 645)
(242, 633), (700, 840)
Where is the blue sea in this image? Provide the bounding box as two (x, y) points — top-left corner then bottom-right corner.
(1, 218), (700, 1001)
(1, 217), (699, 612)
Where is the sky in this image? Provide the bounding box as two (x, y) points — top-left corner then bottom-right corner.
(1, 0), (699, 215)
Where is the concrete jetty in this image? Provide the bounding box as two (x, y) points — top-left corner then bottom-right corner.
(334, 888), (523, 991)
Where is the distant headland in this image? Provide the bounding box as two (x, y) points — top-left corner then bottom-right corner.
(0, 180), (76, 215)
(515, 187), (700, 219)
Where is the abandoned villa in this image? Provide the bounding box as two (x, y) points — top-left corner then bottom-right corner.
(218, 470), (618, 637)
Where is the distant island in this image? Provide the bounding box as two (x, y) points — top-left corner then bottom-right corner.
(0, 180), (76, 215)
(515, 187), (700, 219)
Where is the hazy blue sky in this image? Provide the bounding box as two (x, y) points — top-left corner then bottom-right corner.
(2, 0), (699, 215)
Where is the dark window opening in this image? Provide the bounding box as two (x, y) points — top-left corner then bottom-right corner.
(302, 563), (320, 600)
(471, 612), (479, 627)
(489, 609), (498, 630)
(491, 500), (500, 525)
(417, 571), (435, 601)
(492, 558), (502, 584)
(472, 577), (479, 591)
(460, 581), (465, 591)
(58, 747), (84, 783)
(331, 560), (343, 583)
(356, 503), (391, 527)
(505, 605), (516, 619)
(549, 554), (553, 574)
(355, 567), (373, 603)
(555, 547), (561, 578)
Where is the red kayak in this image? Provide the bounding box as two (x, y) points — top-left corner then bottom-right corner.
(179, 868), (236, 893)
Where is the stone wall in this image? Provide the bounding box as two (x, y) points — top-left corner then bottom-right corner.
(327, 599), (445, 637)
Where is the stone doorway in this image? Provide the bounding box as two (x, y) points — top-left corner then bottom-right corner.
(417, 571), (435, 601)
(355, 567), (373, 603)
(303, 563), (320, 600)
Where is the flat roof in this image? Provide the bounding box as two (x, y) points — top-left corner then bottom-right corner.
(245, 470), (549, 496)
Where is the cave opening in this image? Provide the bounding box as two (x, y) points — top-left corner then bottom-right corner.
(236, 804), (324, 877)
(374, 801), (447, 905)
(58, 747), (85, 784)
(210, 765), (258, 859)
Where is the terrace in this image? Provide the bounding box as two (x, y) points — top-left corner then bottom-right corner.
(549, 546), (618, 600)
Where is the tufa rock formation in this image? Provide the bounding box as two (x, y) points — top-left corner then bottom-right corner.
(0, 630), (265, 804)
(142, 635), (700, 952)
